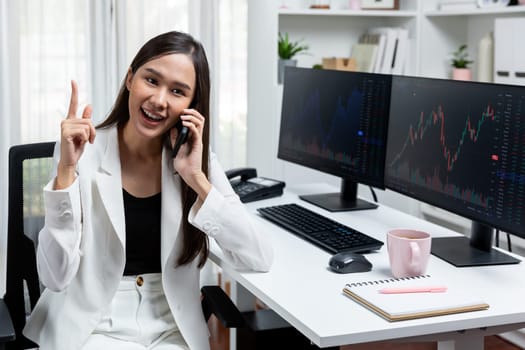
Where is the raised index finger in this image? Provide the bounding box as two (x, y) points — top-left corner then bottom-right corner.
(66, 80), (79, 119)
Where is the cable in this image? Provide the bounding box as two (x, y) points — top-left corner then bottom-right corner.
(369, 186), (378, 203)
(496, 229), (513, 252)
(507, 232), (512, 252)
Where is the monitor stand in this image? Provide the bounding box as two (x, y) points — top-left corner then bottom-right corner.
(299, 179), (377, 212)
(431, 222), (520, 267)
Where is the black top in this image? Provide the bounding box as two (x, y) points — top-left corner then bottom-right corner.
(123, 188), (162, 276)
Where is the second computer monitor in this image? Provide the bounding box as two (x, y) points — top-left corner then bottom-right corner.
(278, 67), (391, 211)
(385, 75), (525, 266)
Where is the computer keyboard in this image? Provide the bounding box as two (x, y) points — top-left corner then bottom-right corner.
(257, 203), (383, 254)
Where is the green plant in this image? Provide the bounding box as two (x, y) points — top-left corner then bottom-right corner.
(278, 32), (309, 60)
(451, 44), (473, 69)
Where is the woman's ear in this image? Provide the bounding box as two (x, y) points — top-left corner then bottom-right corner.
(125, 68), (133, 91)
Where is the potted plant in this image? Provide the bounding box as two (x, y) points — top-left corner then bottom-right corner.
(278, 32), (309, 83)
(451, 44), (473, 81)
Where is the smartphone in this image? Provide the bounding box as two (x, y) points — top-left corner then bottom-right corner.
(171, 121), (190, 158)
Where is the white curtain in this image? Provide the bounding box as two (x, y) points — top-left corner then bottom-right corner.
(189, 0), (219, 153)
(18, 0), (91, 141)
(0, 0), (15, 296)
(121, 0), (189, 69)
(215, 0), (248, 169)
(89, 0), (121, 123)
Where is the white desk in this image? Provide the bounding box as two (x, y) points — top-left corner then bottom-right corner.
(209, 183), (525, 349)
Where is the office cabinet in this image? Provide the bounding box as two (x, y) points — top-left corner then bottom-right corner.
(494, 17), (525, 86)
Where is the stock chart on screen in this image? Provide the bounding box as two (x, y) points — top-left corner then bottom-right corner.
(385, 76), (525, 236)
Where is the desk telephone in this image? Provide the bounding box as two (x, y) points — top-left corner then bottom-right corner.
(226, 167), (285, 203)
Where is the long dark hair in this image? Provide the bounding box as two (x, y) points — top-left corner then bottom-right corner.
(97, 31), (211, 268)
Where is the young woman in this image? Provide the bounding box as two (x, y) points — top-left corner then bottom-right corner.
(23, 31), (273, 350)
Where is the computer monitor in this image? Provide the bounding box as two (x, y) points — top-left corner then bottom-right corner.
(385, 75), (524, 266)
(278, 67), (392, 212)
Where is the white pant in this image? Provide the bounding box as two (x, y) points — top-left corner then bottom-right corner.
(82, 273), (189, 349)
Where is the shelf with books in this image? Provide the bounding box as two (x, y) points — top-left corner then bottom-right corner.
(277, 23), (416, 79)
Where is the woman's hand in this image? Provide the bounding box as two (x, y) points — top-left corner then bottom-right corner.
(55, 80), (96, 190)
(171, 109), (211, 200)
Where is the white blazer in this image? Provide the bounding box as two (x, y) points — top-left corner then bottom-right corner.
(23, 126), (273, 350)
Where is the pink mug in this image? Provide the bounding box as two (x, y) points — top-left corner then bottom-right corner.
(387, 229), (431, 278)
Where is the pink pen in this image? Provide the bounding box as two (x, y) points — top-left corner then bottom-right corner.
(379, 286), (448, 294)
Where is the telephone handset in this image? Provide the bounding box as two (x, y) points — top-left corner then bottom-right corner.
(171, 121), (190, 158)
(226, 167), (285, 203)
(171, 103), (198, 157)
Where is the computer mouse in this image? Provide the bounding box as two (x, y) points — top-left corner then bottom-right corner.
(328, 252), (372, 274)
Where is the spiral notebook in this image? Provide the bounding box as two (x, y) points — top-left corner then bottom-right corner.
(343, 275), (489, 321)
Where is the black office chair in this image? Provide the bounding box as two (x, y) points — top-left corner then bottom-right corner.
(3, 142), (329, 350)
(4, 142), (55, 349)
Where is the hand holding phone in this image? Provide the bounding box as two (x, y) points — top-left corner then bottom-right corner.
(170, 109), (211, 198)
(171, 121), (190, 158)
